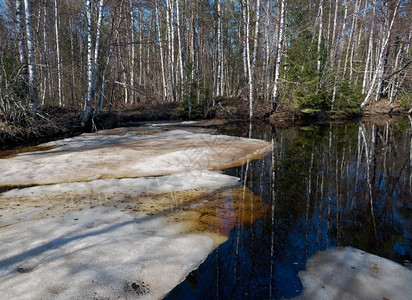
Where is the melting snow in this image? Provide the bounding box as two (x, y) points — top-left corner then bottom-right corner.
(0, 129), (270, 186)
(296, 247), (412, 300)
(0, 126), (270, 299)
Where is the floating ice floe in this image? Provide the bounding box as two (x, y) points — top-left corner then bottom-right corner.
(0, 127), (270, 299)
(0, 129), (270, 187)
(296, 246), (412, 300)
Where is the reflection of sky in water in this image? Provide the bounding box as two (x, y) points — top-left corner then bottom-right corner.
(166, 119), (412, 299)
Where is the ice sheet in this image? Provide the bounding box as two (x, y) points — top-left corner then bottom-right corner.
(296, 247), (412, 300)
(0, 171), (267, 299)
(0, 206), (215, 300)
(0, 129), (271, 187)
(0, 123), (271, 299)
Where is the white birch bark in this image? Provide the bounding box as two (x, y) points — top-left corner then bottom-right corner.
(138, 5), (143, 87)
(262, 0), (271, 100)
(175, 0), (184, 101)
(332, 0), (348, 104)
(246, 0), (252, 117)
(41, 3), (48, 105)
(241, 0), (252, 117)
(54, 0), (62, 106)
(361, 0), (401, 108)
(362, 0), (376, 94)
(330, 0), (339, 61)
(23, 0), (38, 109)
(15, 0), (27, 68)
(93, 0), (104, 90)
(317, 0), (324, 76)
(155, 0), (167, 102)
(343, 0), (359, 80)
(69, 15), (76, 106)
(181, 0), (191, 116)
(349, 0), (361, 82)
(166, 0), (176, 101)
(271, 0), (285, 111)
(250, 0), (261, 118)
(81, 0), (105, 125)
(241, 0), (249, 85)
(216, 0), (223, 98)
(130, 0), (135, 104)
(81, 0), (94, 126)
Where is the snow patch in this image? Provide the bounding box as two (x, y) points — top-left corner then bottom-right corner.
(296, 247), (412, 300)
(0, 129), (270, 186)
(0, 207), (214, 300)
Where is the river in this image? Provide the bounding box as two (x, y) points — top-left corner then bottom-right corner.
(166, 117), (412, 299)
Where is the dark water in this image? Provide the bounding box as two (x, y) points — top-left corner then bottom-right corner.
(166, 118), (412, 299)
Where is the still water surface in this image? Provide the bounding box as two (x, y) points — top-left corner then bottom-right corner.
(166, 118), (412, 299)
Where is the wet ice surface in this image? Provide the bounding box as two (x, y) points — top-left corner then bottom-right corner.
(0, 124), (270, 299)
(0, 128), (270, 186)
(0, 207), (215, 300)
(296, 247), (412, 300)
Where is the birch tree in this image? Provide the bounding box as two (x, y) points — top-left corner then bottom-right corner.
(181, 0), (191, 116)
(250, 0), (261, 118)
(54, 0), (62, 106)
(155, 0), (167, 102)
(81, 0), (105, 126)
(272, 0), (286, 112)
(175, 0), (184, 101)
(216, 0), (223, 98)
(362, 0), (377, 94)
(23, 0), (38, 109)
(361, 0), (401, 108)
(129, 0), (135, 104)
(166, 0), (176, 101)
(316, 0), (324, 77)
(15, 0), (27, 71)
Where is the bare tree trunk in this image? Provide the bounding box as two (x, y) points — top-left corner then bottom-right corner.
(241, 0), (252, 117)
(155, 0), (167, 102)
(216, 0), (223, 98)
(16, 0), (27, 69)
(181, 0), (191, 116)
(82, 0), (94, 126)
(23, 0), (38, 110)
(175, 0), (184, 101)
(138, 5), (143, 88)
(98, 46), (112, 114)
(241, 0), (249, 88)
(250, 0), (261, 118)
(349, 0), (361, 82)
(81, 0), (104, 126)
(317, 0), (324, 77)
(343, 0), (359, 80)
(165, 0), (175, 101)
(54, 0), (63, 107)
(271, 0), (285, 112)
(41, 3), (48, 105)
(330, 0), (339, 61)
(68, 15), (76, 107)
(130, 0), (135, 104)
(331, 0), (348, 105)
(361, 0), (401, 108)
(262, 0), (271, 101)
(362, 0), (376, 94)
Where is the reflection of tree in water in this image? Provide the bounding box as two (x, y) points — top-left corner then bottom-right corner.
(166, 119), (412, 300)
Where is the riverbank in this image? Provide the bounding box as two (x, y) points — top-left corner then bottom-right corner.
(1, 98), (410, 151)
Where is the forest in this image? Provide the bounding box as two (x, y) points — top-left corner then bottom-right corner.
(0, 0), (411, 133)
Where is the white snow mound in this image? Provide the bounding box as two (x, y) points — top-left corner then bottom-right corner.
(296, 246), (412, 300)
